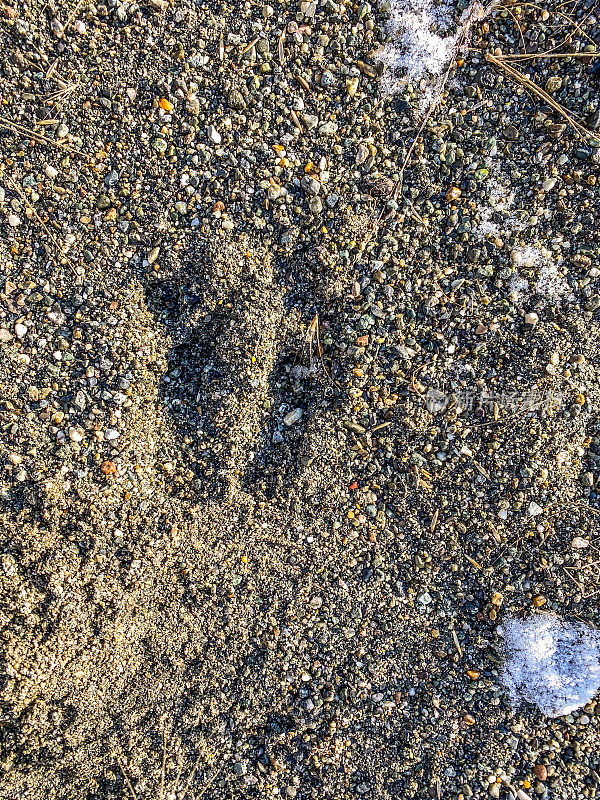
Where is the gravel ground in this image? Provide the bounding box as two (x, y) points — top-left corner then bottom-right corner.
(1, 0), (600, 798)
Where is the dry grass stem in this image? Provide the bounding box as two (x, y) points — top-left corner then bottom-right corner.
(354, 1), (486, 265)
(485, 52), (593, 140)
(0, 115), (90, 159)
(2, 172), (74, 266)
(115, 752), (139, 800)
(496, 51), (599, 60)
(516, 1), (597, 45)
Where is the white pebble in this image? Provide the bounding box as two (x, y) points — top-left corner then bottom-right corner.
(68, 427), (83, 443)
(283, 408), (303, 426)
(14, 323), (27, 338)
(524, 311), (539, 326)
(105, 428), (120, 441)
(207, 125), (221, 144)
(572, 536), (589, 549)
(8, 214), (21, 227)
(527, 501), (543, 517)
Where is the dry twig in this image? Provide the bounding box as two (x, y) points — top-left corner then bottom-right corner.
(2, 172), (73, 266)
(115, 752), (138, 800)
(0, 114), (90, 159)
(485, 52), (593, 140)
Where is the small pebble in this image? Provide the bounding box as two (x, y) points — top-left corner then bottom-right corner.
(283, 408), (303, 426)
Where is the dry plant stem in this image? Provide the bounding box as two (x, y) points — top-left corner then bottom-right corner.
(394, 108), (432, 202)
(22, 53), (74, 94)
(354, 1), (485, 266)
(501, 4), (527, 53)
(159, 728), (168, 800)
(0, 115), (90, 159)
(3, 172), (73, 265)
(180, 750), (206, 800)
(485, 52), (592, 140)
(46, 58), (59, 81)
(354, 105), (435, 264)
(170, 758), (185, 797)
(115, 753), (138, 800)
(498, 52), (600, 59)
(240, 36), (259, 57)
(63, 0), (83, 36)
(489, 18), (594, 59)
(391, 0), (485, 200)
(47, 85), (81, 108)
(516, 1), (596, 45)
(195, 766), (220, 800)
(507, 32), (583, 57)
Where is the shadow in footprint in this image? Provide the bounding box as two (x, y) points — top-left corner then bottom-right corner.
(144, 272), (233, 497)
(238, 347), (321, 500)
(144, 235), (335, 502)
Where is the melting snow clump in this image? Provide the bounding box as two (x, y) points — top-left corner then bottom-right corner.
(508, 272), (530, 306)
(500, 614), (600, 717)
(508, 246), (575, 307)
(380, 0), (456, 86)
(379, 0), (486, 105)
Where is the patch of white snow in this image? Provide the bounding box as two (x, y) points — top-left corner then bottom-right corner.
(379, 0), (485, 103)
(500, 614), (600, 717)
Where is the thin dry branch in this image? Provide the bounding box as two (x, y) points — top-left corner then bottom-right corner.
(0, 115), (90, 159)
(500, 4), (527, 53)
(194, 765), (221, 800)
(115, 752), (138, 800)
(485, 52), (593, 140)
(516, 1), (597, 45)
(494, 51), (600, 60)
(353, 1), (486, 265)
(63, 0), (84, 36)
(180, 749), (208, 800)
(159, 728), (168, 800)
(2, 172), (74, 266)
